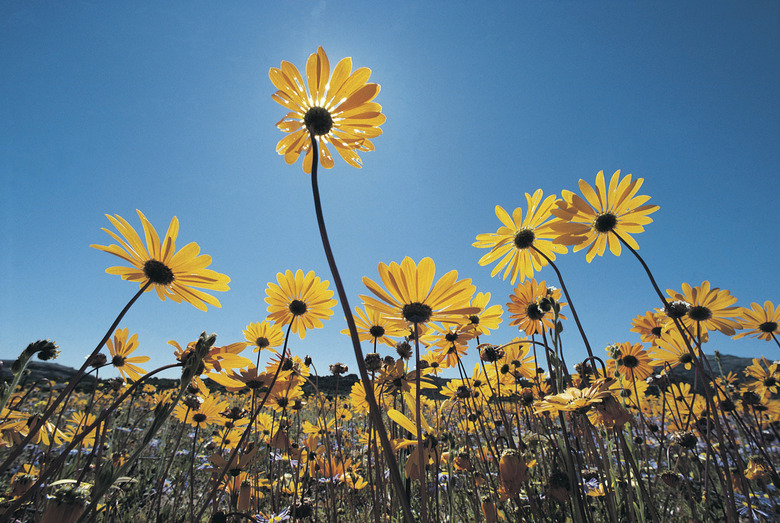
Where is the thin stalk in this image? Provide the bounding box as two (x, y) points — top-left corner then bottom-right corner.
(309, 133), (414, 523)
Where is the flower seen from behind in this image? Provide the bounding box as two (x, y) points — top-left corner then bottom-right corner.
(506, 279), (566, 336)
(551, 170), (659, 262)
(270, 46), (385, 173)
(361, 257), (479, 327)
(106, 328), (149, 382)
(734, 301), (780, 341)
(90, 210), (230, 311)
(265, 269), (337, 339)
(474, 190), (567, 284)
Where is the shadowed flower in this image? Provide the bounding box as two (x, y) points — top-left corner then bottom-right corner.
(106, 328), (149, 382)
(361, 257), (478, 327)
(90, 210), (230, 310)
(734, 301), (780, 341)
(506, 279), (566, 336)
(270, 46), (385, 173)
(474, 191), (567, 284)
(666, 281), (741, 336)
(551, 170), (659, 262)
(630, 310), (667, 345)
(265, 269), (337, 339)
(744, 357), (779, 399)
(535, 378), (614, 416)
(651, 328), (702, 371)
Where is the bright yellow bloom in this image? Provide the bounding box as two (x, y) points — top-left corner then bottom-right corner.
(744, 356), (779, 399)
(270, 46), (385, 172)
(474, 191), (567, 284)
(605, 342), (654, 381)
(651, 328), (701, 371)
(361, 257), (478, 326)
(551, 170), (659, 262)
(630, 310), (667, 345)
(105, 328), (149, 382)
(535, 379), (613, 416)
(174, 394), (228, 427)
(243, 321), (284, 353)
(465, 292), (503, 337)
(90, 210), (230, 310)
(340, 305), (408, 348)
(506, 279), (566, 336)
(666, 281), (741, 336)
(734, 300), (780, 341)
(265, 269), (337, 339)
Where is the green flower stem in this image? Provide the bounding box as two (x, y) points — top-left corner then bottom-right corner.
(0, 281), (152, 478)
(309, 134), (414, 523)
(530, 245), (595, 362)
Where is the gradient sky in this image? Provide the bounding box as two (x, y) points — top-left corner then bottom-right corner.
(2, 1), (779, 380)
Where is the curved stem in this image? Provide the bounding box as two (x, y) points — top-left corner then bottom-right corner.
(530, 245), (595, 361)
(0, 281), (152, 474)
(309, 134), (414, 523)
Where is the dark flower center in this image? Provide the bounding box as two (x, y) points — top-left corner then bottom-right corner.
(255, 337), (270, 349)
(276, 397), (289, 408)
(665, 301), (690, 319)
(526, 302), (545, 321)
(402, 302), (433, 323)
(651, 327), (662, 337)
(246, 379), (266, 389)
(621, 355), (639, 368)
(369, 325), (386, 338)
(688, 306), (712, 322)
(289, 299), (308, 316)
(143, 259), (174, 285)
(513, 229), (535, 249)
(445, 332), (459, 342)
(679, 353), (693, 365)
(764, 376), (777, 387)
(304, 106), (333, 136)
(193, 413), (207, 423)
(759, 321), (778, 333)
(594, 213), (618, 233)
(112, 355), (126, 367)
(469, 315), (480, 325)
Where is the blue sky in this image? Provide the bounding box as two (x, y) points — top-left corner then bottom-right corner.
(2, 1), (779, 380)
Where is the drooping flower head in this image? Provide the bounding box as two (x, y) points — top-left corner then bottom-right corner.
(360, 257), (479, 327)
(270, 46), (385, 173)
(551, 170), (659, 262)
(474, 190), (567, 284)
(90, 210), (231, 310)
(265, 269), (337, 339)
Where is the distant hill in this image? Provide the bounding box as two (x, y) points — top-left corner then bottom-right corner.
(1, 354), (763, 397)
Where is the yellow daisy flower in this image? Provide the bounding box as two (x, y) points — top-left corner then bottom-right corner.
(734, 300), (780, 342)
(360, 257), (478, 327)
(666, 281), (741, 336)
(465, 292), (503, 337)
(551, 169), (659, 262)
(506, 279), (566, 336)
(264, 269), (337, 339)
(340, 305), (408, 349)
(105, 328), (149, 382)
(605, 342), (654, 382)
(243, 321), (284, 354)
(474, 191), (567, 284)
(90, 210), (230, 311)
(269, 46), (385, 173)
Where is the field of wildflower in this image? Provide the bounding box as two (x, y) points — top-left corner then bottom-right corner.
(2, 47), (779, 523)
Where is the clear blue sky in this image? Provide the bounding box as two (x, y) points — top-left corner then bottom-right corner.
(2, 1), (778, 379)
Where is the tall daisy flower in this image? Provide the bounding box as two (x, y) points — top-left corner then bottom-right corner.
(360, 257), (478, 327)
(90, 210), (230, 311)
(734, 301), (780, 343)
(474, 190), (566, 284)
(243, 321), (284, 354)
(340, 305), (408, 349)
(666, 281), (741, 336)
(551, 170), (659, 262)
(265, 269), (337, 339)
(465, 292), (503, 337)
(270, 47), (385, 173)
(105, 328), (149, 382)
